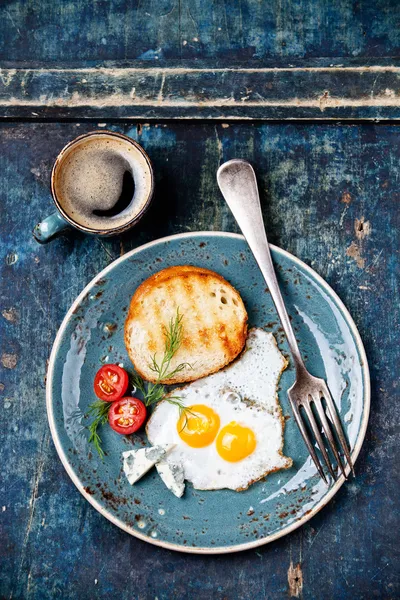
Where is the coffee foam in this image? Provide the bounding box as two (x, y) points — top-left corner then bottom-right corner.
(54, 135), (152, 231)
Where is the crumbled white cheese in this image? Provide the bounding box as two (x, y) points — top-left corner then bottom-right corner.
(156, 461), (185, 498)
(122, 444), (175, 485)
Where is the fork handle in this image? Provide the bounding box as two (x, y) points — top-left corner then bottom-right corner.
(217, 159), (305, 372)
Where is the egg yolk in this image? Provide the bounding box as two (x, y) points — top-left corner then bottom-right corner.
(216, 422), (257, 462)
(177, 404), (220, 448)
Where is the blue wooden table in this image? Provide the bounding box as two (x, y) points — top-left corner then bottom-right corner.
(1, 2), (399, 599)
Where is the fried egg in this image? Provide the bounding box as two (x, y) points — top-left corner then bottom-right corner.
(146, 328), (293, 491)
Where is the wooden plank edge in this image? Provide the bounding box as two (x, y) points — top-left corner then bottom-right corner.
(0, 64), (399, 120)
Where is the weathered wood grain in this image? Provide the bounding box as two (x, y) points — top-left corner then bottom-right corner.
(1, 0), (400, 62)
(1, 121), (399, 600)
(1, 61), (400, 120)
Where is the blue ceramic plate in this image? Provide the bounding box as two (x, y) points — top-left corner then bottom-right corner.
(47, 232), (370, 554)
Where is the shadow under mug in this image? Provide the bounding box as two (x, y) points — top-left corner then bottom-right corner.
(33, 130), (154, 244)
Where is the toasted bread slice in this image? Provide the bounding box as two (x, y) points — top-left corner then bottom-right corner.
(125, 265), (248, 384)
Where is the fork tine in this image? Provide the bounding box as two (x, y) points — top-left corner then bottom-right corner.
(289, 398), (328, 484)
(312, 396), (346, 479)
(320, 386), (355, 476)
(303, 402), (336, 481)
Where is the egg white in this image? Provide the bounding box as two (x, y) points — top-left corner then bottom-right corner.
(146, 328), (293, 491)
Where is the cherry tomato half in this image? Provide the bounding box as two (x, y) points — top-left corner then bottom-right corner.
(108, 397), (147, 435)
(94, 364), (129, 402)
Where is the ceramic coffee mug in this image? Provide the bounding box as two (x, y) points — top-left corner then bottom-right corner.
(33, 130), (154, 243)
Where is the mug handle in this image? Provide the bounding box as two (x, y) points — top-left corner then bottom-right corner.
(32, 211), (71, 244)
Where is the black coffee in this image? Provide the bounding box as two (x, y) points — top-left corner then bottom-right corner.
(54, 135), (152, 231)
(92, 168), (135, 218)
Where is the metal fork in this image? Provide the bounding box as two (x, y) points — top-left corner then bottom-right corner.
(217, 159), (354, 483)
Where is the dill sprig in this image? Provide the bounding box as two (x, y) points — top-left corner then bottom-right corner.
(131, 308), (193, 417)
(149, 309), (191, 384)
(168, 396), (198, 433)
(87, 399), (111, 459)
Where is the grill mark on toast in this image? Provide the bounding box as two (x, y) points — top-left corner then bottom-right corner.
(217, 322), (236, 358)
(198, 327), (212, 348)
(148, 294), (162, 354)
(174, 276), (195, 352)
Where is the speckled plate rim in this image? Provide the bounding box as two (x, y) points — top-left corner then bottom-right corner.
(46, 231), (370, 555)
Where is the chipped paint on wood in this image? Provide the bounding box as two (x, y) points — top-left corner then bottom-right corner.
(346, 217), (372, 268)
(1, 352), (18, 369)
(0, 63), (399, 119)
(355, 217), (371, 240)
(288, 562), (303, 597)
(346, 241), (366, 269)
(2, 307), (19, 323)
(341, 191), (352, 204)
